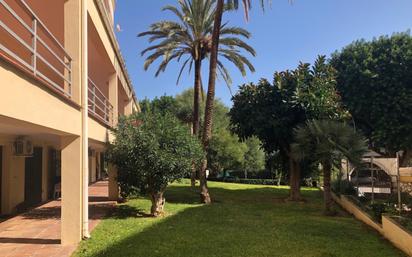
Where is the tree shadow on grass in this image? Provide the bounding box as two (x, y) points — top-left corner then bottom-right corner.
(76, 184), (404, 257)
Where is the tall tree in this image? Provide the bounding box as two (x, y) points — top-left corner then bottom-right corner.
(200, 0), (271, 203)
(291, 120), (367, 214)
(331, 32), (412, 166)
(139, 0), (255, 138)
(230, 56), (346, 200)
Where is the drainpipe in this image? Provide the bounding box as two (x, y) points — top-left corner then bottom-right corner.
(81, 0), (90, 239)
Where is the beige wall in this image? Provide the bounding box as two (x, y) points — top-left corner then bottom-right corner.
(333, 193), (412, 256)
(0, 0), (139, 246)
(0, 61), (82, 136)
(382, 216), (412, 256)
(1, 144), (25, 215)
(0, 136), (59, 214)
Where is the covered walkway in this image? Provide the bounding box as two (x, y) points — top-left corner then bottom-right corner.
(0, 180), (114, 257)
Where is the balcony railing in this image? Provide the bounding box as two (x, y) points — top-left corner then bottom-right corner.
(102, 0), (114, 27)
(0, 0), (72, 97)
(88, 78), (113, 126)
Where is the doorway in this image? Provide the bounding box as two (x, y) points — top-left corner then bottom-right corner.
(24, 147), (43, 207)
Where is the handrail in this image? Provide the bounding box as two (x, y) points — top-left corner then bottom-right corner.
(101, 0), (114, 27)
(88, 77), (113, 126)
(17, 0), (72, 60)
(0, 0), (72, 97)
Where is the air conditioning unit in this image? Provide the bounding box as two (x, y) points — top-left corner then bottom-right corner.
(13, 137), (33, 157)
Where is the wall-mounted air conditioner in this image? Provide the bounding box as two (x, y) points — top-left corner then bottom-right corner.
(13, 137), (33, 157)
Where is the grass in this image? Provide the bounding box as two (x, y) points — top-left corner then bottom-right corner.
(73, 180), (406, 257)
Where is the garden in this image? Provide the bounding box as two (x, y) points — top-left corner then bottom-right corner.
(75, 0), (412, 256)
(73, 181), (406, 257)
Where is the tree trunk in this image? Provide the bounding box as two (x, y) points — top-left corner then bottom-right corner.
(277, 171), (282, 187)
(323, 162), (333, 215)
(199, 0), (224, 204)
(191, 164), (197, 188)
(400, 149), (412, 167)
(193, 58), (202, 136)
(150, 191), (165, 217)
(191, 58), (202, 188)
(199, 160), (211, 204)
(288, 157), (302, 201)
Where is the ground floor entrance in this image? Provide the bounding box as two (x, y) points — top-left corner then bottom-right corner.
(24, 147), (43, 208)
(0, 180), (114, 257)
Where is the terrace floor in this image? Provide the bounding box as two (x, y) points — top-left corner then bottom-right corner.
(0, 180), (115, 257)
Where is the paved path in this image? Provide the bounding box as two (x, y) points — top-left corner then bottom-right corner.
(0, 180), (115, 257)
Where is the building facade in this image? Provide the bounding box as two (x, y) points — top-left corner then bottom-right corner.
(0, 0), (138, 244)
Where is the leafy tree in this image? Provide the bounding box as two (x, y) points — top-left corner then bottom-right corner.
(208, 129), (247, 173)
(331, 32), (412, 165)
(291, 120), (367, 214)
(139, 0), (255, 140)
(243, 136), (265, 178)
(107, 112), (204, 217)
(230, 56), (345, 200)
(140, 95), (179, 116)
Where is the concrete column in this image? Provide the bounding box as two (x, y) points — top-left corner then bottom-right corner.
(108, 164), (118, 201)
(64, 0), (82, 104)
(61, 136), (83, 245)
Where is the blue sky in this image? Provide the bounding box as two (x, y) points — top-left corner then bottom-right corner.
(114, 0), (412, 106)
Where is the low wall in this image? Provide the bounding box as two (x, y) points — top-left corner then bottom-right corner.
(332, 194), (383, 233)
(382, 216), (412, 256)
(333, 193), (412, 257)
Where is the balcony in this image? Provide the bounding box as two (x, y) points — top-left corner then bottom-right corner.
(0, 0), (72, 98)
(88, 78), (113, 127)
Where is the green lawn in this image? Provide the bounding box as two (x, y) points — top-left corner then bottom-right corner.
(73, 181), (406, 257)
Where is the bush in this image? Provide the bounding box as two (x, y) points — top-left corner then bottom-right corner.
(227, 170), (274, 179)
(238, 179), (277, 185)
(332, 180), (357, 196)
(370, 203), (386, 222)
(208, 177), (277, 185)
(107, 112), (204, 216)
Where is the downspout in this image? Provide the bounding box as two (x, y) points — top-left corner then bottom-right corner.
(81, 0), (90, 239)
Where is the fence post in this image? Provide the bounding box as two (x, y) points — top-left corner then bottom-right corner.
(92, 84), (96, 113)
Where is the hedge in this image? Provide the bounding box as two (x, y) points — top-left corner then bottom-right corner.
(208, 177), (278, 185)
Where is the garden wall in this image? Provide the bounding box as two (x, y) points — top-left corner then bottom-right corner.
(332, 193), (412, 256)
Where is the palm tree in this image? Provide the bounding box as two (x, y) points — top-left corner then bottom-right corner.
(200, 0), (270, 203)
(139, 0), (255, 137)
(291, 120), (367, 215)
(139, 0), (256, 198)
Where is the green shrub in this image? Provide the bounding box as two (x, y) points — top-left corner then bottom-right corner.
(208, 177), (277, 185)
(370, 203), (386, 223)
(332, 180), (357, 196)
(107, 112), (204, 216)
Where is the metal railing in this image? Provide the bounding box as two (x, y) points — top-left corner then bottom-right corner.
(101, 0), (114, 27)
(88, 78), (113, 126)
(0, 0), (72, 97)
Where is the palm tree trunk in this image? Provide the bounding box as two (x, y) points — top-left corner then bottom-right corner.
(323, 161), (333, 215)
(288, 157), (302, 201)
(199, 0), (224, 204)
(191, 58), (202, 188)
(193, 58), (202, 136)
